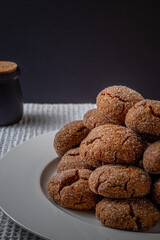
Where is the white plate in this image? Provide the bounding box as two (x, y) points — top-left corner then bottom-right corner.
(0, 131), (160, 240)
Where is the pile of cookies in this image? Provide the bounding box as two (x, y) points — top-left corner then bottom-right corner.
(48, 85), (160, 232)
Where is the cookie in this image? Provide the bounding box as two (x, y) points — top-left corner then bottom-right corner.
(83, 108), (112, 130)
(96, 198), (160, 231)
(125, 99), (160, 138)
(57, 147), (103, 173)
(79, 124), (146, 165)
(152, 178), (160, 205)
(54, 120), (90, 156)
(89, 165), (151, 199)
(48, 169), (99, 210)
(97, 86), (144, 125)
(0, 61), (17, 74)
(143, 141), (160, 174)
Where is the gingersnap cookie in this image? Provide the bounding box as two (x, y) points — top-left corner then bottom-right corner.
(57, 147), (103, 173)
(89, 165), (151, 199)
(152, 178), (160, 205)
(143, 141), (160, 174)
(79, 124), (146, 165)
(48, 169), (99, 210)
(125, 99), (160, 138)
(97, 86), (144, 125)
(96, 198), (160, 231)
(83, 108), (112, 130)
(54, 120), (90, 156)
(0, 61), (17, 74)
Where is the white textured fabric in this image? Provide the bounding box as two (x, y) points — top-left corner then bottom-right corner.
(0, 103), (95, 240)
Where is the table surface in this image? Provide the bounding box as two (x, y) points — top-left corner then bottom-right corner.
(0, 103), (95, 240)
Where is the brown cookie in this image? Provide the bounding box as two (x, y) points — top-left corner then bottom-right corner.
(48, 169), (100, 210)
(83, 108), (112, 130)
(125, 99), (160, 138)
(57, 147), (103, 173)
(96, 198), (160, 231)
(79, 124), (146, 165)
(0, 61), (17, 74)
(89, 165), (151, 199)
(143, 141), (160, 174)
(54, 120), (90, 156)
(152, 178), (160, 205)
(97, 86), (144, 125)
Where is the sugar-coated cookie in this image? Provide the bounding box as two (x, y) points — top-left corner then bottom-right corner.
(54, 120), (90, 156)
(48, 169), (100, 210)
(57, 147), (103, 173)
(89, 165), (151, 198)
(96, 198), (160, 231)
(143, 141), (160, 174)
(97, 86), (144, 125)
(83, 108), (112, 130)
(79, 124), (146, 165)
(152, 178), (160, 205)
(125, 99), (160, 139)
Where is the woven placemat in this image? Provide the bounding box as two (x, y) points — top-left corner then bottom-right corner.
(0, 103), (95, 240)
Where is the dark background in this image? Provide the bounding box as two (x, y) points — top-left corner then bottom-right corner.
(0, 1), (160, 103)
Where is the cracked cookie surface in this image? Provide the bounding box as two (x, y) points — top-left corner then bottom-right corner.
(83, 108), (112, 130)
(54, 120), (90, 156)
(48, 169), (100, 210)
(152, 178), (160, 205)
(125, 99), (160, 138)
(96, 198), (160, 231)
(79, 124), (146, 165)
(143, 141), (160, 174)
(89, 165), (151, 198)
(97, 86), (144, 125)
(57, 147), (103, 173)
